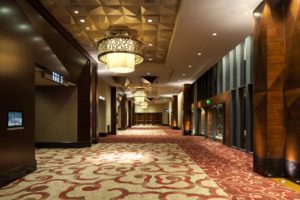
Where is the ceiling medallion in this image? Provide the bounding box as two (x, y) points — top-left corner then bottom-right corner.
(98, 31), (144, 74)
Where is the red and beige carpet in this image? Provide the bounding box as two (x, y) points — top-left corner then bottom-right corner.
(0, 126), (300, 200)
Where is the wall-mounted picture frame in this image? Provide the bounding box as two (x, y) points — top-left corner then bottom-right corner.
(7, 111), (24, 130)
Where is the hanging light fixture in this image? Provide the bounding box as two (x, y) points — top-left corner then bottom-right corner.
(140, 101), (148, 109)
(98, 32), (143, 73)
(133, 88), (146, 103)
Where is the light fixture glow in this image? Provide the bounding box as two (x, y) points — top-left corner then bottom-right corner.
(197, 53), (202, 56)
(148, 58), (152, 61)
(80, 19), (85, 23)
(98, 35), (143, 73)
(140, 101), (148, 109)
(212, 33), (217, 36)
(147, 72), (151, 75)
(182, 73), (186, 76)
(74, 10), (79, 14)
(86, 27), (90, 30)
(133, 88), (146, 103)
(188, 65), (192, 68)
(147, 19), (153, 23)
(149, 43), (153, 46)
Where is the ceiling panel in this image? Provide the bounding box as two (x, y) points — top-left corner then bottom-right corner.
(40, 0), (181, 63)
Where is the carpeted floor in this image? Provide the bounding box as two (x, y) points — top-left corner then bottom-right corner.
(0, 143), (228, 200)
(1, 126), (300, 200)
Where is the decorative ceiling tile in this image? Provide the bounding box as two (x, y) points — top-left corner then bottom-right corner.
(40, 0), (180, 63)
(86, 6), (106, 15)
(101, 0), (121, 6)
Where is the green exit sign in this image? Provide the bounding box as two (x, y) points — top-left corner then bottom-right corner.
(206, 99), (212, 105)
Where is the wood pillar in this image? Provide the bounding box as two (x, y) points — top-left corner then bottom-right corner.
(183, 84), (192, 135)
(284, 0), (300, 179)
(77, 61), (92, 144)
(171, 95), (178, 129)
(110, 87), (117, 135)
(253, 0), (300, 178)
(120, 95), (127, 130)
(132, 103), (136, 126)
(90, 64), (98, 144)
(128, 101), (132, 128)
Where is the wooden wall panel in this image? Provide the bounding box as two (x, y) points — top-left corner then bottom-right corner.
(110, 87), (117, 134)
(253, 0), (300, 178)
(171, 96), (178, 128)
(133, 113), (162, 125)
(284, 0), (300, 178)
(183, 84), (192, 135)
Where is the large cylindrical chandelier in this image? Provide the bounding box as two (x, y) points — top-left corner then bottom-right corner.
(133, 88), (146, 103)
(98, 36), (143, 73)
(140, 101), (148, 109)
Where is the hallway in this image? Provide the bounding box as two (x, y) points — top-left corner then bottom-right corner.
(0, 127), (299, 199)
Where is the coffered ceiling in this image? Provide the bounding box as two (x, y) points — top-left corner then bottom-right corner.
(40, 0), (180, 63)
(39, 0), (263, 99)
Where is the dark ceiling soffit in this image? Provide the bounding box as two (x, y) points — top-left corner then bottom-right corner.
(141, 76), (157, 84)
(25, 0), (96, 64)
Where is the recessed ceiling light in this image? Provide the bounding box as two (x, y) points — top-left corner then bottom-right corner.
(188, 65), (192, 68)
(86, 27), (90, 30)
(95, 39), (98, 42)
(74, 10), (79, 14)
(197, 53), (202, 56)
(147, 72), (151, 75)
(149, 43), (153, 46)
(147, 19), (153, 23)
(212, 33), (217, 36)
(80, 19), (85, 23)
(182, 73), (186, 76)
(148, 58), (152, 61)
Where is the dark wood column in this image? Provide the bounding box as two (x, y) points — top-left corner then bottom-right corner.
(183, 84), (192, 135)
(171, 95), (178, 129)
(90, 64), (98, 144)
(110, 87), (117, 135)
(77, 61), (92, 145)
(132, 103), (136, 126)
(120, 95), (127, 130)
(284, 0), (300, 179)
(253, 0), (286, 177)
(128, 101), (132, 128)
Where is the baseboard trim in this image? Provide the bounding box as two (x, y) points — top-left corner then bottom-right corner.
(98, 132), (109, 137)
(35, 141), (91, 148)
(0, 160), (37, 188)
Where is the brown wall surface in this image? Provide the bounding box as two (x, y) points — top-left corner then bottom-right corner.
(0, 0), (36, 186)
(35, 87), (78, 142)
(253, 0), (300, 178)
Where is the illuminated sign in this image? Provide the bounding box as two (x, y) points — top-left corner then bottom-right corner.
(52, 72), (63, 84)
(206, 99), (212, 105)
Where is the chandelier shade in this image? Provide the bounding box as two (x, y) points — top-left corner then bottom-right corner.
(139, 101), (148, 109)
(98, 36), (143, 73)
(133, 88), (146, 103)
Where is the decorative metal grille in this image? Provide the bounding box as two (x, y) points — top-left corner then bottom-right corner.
(98, 36), (143, 64)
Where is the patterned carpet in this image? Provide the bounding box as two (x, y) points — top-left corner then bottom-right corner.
(0, 143), (228, 200)
(1, 126), (300, 199)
